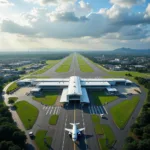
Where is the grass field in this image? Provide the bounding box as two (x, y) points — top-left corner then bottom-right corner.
(15, 101), (39, 129)
(110, 96), (139, 129)
(77, 55), (93, 72)
(91, 91), (118, 105)
(49, 115), (59, 125)
(56, 56), (73, 72)
(91, 115), (103, 134)
(91, 114), (100, 124)
(95, 124), (104, 134)
(99, 125), (116, 150)
(32, 91), (58, 105)
(6, 82), (19, 94)
(32, 60), (59, 75)
(97, 64), (150, 78)
(35, 130), (52, 150)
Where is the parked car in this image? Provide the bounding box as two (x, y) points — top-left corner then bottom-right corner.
(29, 131), (34, 138)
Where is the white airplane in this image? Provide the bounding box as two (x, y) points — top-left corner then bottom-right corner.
(65, 123), (85, 142)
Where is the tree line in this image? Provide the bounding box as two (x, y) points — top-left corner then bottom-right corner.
(0, 80), (26, 150)
(124, 77), (150, 150)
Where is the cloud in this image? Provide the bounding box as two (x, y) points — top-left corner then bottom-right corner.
(0, 1), (149, 42)
(24, 0), (76, 6)
(110, 0), (145, 8)
(0, 0), (14, 6)
(144, 3), (150, 18)
(48, 11), (88, 22)
(99, 4), (150, 25)
(99, 5), (127, 19)
(1, 20), (36, 35)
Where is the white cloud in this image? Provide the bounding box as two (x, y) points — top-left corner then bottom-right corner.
(24, 0), (76, 6)
(99, 5), (127, 19)
(144, 3), (150, 18)
(110, 0), (145, 8)
(0, 0), (14, 6)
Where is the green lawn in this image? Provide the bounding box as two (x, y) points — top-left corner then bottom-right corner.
(35, 130), (52, 150)
(91, 91), (118, 105)
(77, 55), (94, 72)
(32, 91), (58, 105)
(6, 82), (19, 94)
(91, 114), (100, 124)
(15, 101), (39, 129)
(99, 125), (116, 150)
(95, 124), (104, 134)
(56, 56), (73, 72)
(110, 96), (139, 129)
(49, 115), (59, 125)
(32, 60), (59, 75)
(91, 115), (103, 134)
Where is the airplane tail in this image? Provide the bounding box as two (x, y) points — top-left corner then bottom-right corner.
(70, 123), (80, 126)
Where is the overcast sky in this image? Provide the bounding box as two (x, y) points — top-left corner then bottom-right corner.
(0, 0), (150, 51)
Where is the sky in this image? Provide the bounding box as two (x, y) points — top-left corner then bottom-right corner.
(0, 0), (150, 51)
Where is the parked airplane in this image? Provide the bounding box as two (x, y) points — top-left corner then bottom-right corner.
(65, 123), (85, 142)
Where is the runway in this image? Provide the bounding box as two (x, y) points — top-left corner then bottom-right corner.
(51, 102), (100, 150)
(39, 53), (108, 78)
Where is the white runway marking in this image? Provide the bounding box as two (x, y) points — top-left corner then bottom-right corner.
(56, 107), (61, 114)
(49, 106), (53, 115)
(97, 106), (100, 114)
(43, 106), (45, 110)
(46, 106), (51, 115)
(91, 106), (94, 114)
(103, 106), (108, 114)
(94, 106), (97, 114)
(88, 106), (91, 114)
(81, 107), (87, 150)
(53, 107), (57, 114)
(62, 116), (67, 150)
(99, 106), (103, 114)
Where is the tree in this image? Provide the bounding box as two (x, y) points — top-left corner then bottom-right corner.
(8, 99), (14, 105)
(0, 141), (14, 150)
(142, 133), (150, 139)
(9, 145), (21, 150)
(0, 85), (3, 94)
(133, 128), (143, 137)
(143, 124), (150, 134)
(124, 141), (138, 150)
(12, 131), (26, 148)
(138, 139), (150, 150)
(130, 123), (140, 132)
(125, 137), (134, 143)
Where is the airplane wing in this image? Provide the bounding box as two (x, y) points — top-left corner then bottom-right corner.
(65, 128), (73, 133)
(78, 128), (85, 132)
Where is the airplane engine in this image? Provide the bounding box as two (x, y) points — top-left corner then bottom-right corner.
(69, 132), (72, 137)
(78, 132), (81, 136)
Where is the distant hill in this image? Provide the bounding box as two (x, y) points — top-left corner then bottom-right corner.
(113, 48), (150, 55)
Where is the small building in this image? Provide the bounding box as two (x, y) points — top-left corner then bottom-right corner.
(106, 87), (118, 95)
(30, 88), (41, 96)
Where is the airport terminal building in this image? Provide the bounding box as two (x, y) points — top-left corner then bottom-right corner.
(17, 76), (132, 103)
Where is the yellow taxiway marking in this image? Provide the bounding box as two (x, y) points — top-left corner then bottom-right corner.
(74, 103), (76, 150)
